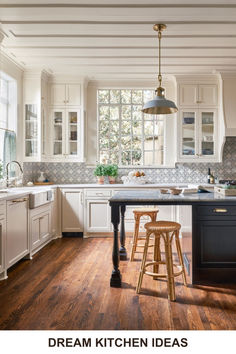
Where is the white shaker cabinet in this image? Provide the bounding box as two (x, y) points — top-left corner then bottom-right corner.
(179, 84), (217, 107)
(0, 201), (6, 279)
(50, 84), (81, 106)
(6, 198), (29, 269)
(61, 189), (84, 232)
(30, 204), (52, 253)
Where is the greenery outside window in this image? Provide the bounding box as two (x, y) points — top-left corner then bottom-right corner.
(97, 89), (164, 166)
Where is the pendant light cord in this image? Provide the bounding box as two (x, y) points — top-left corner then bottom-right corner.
(158, 28), (162, 88)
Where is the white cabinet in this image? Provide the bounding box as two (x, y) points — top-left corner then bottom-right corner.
(0, 201), (6, 279)
(30, 204), (52, 253)
(50, 84), (81, 106)
(178, 108), (217, 161)
(179, 84), (217, 107)
(6, 198), (29, 269)
(51, 189), (58, 237)
(61, 189), (84, 232)
(50, 107), (82, 160)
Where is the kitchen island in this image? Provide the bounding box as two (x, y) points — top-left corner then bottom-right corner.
(109, 190), (236, 287)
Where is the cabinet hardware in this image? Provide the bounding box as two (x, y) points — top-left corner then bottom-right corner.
(196, 100), (202, 104)
(11, 198), (28, 203)
(213, 208), (228, 213)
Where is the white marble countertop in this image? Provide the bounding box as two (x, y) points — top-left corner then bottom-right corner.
(0, 183), (215, 201)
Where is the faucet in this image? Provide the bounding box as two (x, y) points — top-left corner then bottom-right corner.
(6, 160), (23, 187)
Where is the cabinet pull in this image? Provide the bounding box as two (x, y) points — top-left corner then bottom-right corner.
(213, 208), (228, 213)
(11, 198), (28, 203)
(196, 100), (202, 104)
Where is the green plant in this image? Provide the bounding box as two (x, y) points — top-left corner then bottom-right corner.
(105, 164), (118, 177)
(93, 164), (106, 177)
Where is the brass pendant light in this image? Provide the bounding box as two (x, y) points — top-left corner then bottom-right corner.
(142, 24), (178, 115)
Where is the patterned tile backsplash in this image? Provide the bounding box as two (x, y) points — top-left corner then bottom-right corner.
(23, 137), (236, 185)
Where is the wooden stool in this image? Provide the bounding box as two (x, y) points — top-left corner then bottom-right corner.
(136, 220), (187, 301)
(130, 208), (159, 261)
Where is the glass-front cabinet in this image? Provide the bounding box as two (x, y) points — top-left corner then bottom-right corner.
(179, 109), (216, 161)
(25, 104), (38, 158)
(51, 108), (80, 160)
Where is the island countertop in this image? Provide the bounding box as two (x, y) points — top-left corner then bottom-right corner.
(109, 190), (236, 204)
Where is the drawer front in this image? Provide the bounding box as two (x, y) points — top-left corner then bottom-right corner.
(197, 205), (236, 218)
(85, 189), (112, 198)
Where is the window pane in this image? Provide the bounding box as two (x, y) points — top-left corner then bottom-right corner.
(132, 90), (142, 104)
(121, 105), (131, 120)
(144, 121), (153, 135)
(121, 90), (131, 104)
(132, 136), (142, 150)
(121, 136), (131, 149)
(144, 151), (153, 165)
(154, 119), (164, 136)
(110, 90), (120, 104)
(100, 151), (109, 164)
(132, 150), (142, 165)
(110, 106), (119, 120)
(143, 90), (154, 103)
(100, 121), (109, 137)
(99, 136), (110, 150)
(110, 120), (119, 135)
(121, 151), (132, 165)
(154, 135), (164, 150)
(132, 121), (142, 135)
(99, 106), (110, 120)
(110, 151), (119, 164)
(121, 120), (131, 135)
(98, 90), (109, 103)
(154, 150), (163, 165)
(110, 135), (119, 150)
(132, 105), (142, 121)
(144, 136), (153, 150)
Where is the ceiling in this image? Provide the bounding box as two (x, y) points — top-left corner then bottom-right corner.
(1, 0), (236, 80)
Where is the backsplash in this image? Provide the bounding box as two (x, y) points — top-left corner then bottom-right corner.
(23, 137), (236, 184)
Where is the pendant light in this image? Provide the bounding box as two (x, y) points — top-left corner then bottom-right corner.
(142, 24), (178, 115)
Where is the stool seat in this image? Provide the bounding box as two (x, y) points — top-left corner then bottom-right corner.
(144, 221), (181, 232)
(133, 207), (159, 214)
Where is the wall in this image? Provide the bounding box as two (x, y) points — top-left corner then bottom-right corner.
(23, 137), (236, 184)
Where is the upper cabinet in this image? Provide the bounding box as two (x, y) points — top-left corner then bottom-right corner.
(50, 84), (81, 106)
(176, 77), (221, 162)
(179, 83), (218, 107)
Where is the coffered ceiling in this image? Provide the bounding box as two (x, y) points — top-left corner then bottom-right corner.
(1, 0), (236, 79)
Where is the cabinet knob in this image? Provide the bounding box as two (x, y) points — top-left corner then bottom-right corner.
(196, 100), (202, 104)
(213, 208), (228, 213)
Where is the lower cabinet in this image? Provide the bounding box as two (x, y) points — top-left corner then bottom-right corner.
(61, 188), (84, 232)
(30, 203), (52, 253)
(51, 189), (58, 237)
(6, 198), (29, 269)
(0, 201), (6, 279)
(85, 199), (111, 234)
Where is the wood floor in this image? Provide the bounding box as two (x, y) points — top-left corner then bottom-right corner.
(0, 236), (236, 330)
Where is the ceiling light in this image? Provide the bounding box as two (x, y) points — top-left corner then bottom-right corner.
(142, 24), (178, 115)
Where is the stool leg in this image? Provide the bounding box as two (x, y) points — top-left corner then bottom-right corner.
(153, 233), (161, 279)
(163, 232), (176, 301)
(136, 231), (150, 294)
(130, 214), (140, 261)
(175, 231), (187, 286)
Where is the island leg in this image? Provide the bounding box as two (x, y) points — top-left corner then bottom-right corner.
(119, 205), (127, 260)
(110, 204), (122, 287)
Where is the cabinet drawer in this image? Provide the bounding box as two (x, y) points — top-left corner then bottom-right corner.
(197, 205), (236, 217)
(85, 189), (112, 198)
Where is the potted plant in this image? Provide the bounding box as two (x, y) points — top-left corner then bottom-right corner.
(106, 164), (118, 184)
(94, 164), (106, 184)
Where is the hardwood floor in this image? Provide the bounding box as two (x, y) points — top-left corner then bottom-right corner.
(0, 236), (236, 330)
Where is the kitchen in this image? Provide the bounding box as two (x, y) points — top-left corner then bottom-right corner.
(1, 1), (236, 352)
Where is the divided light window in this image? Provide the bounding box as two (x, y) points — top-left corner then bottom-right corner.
(97, 89), (164, 166)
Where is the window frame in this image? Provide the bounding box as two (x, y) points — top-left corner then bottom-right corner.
(97, 88), (166, 168)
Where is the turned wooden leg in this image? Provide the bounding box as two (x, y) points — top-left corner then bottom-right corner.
(110, 204), (122, 287)
(136, 231), (150, 294)
(130, 214), (140, 261)
(119, 205), (127, 260)
(163, 232), (176, 301)
(153, 233), (161, 279)
(175, 230), (187, 286)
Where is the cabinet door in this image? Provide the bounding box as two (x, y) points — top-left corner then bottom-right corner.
(51, 109), (66, 157)
(51, 191), (57, 236)
(50, 84), (66, 105)
(25, 104), (39, 159)
(6, 200), (28, 268)
(62, 189), (83, 232)
(86, 199), (111, 232)
(0, 217), (6, 274)
(39, 212), (51, 243)
(67, 84), (81, 105)
(180, 110), (197, 158)
(179, 84), (198, 106)
(66, 109), (80, 158)
(31, 216), (40, 250)
(199, 110), (216, 157)
(198, 85), (217, 106)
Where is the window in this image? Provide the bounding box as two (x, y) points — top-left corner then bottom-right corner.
(98, 89), (164, 166)
(0, 75), (17, 177)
